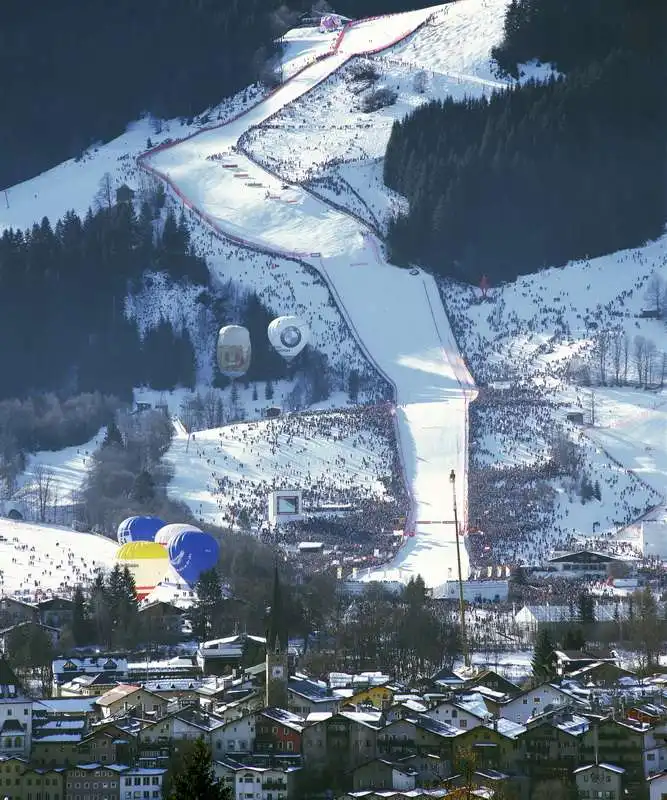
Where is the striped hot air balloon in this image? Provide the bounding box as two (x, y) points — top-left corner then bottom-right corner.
(115, 541), (169, 599)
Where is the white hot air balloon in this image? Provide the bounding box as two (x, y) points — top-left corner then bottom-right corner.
(268, 316), (310, 360)
(155, 523), (202, 547)
(217, 325), (251, 378)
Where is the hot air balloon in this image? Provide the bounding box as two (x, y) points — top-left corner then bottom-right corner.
(117, 515), (165, 545)
(217, 325), (251, 378)
(268, 316), (309, 360)
(155, 522), (202, 547)
(168, 530), (220, 586)
(115, 541), (169, 599)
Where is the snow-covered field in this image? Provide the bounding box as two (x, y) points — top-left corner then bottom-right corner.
(0, 519), (117, 600)
(165, 408), (399, 528)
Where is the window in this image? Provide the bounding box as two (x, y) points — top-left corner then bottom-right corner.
(451, 709), (457, 718)
(460, 719), (468, 729)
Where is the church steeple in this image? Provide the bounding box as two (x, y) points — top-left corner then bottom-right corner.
(266, 564), (288, 654)
(265, 564), (289, 708)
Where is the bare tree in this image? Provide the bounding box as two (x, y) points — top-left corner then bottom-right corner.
(645, 339), (657, 387)
(644, 273), (665, 318)
(611, 331), (623, 385)
(594, 331), (608, 384)
(95, 172), (114, 210)
(633, 335), (647, 387)
(32, 464), (55, 523)
(622, 332), (630, 385)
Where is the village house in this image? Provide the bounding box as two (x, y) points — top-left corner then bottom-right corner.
(287, 677), (340, 717)
(52, 657), (129, 696)
(648, 770), (667, 800)
(574, 762), (625, 800)
(302, 711), (380, 772)
(94, 685), (169, 721)
(425, 692), (491, 730)
(498, 683), (577, 724)
(213, 757), (300, 800)
(211, 711), (256, 756)
(0, 598), (38, 627)
(37, 597), (76, 629)
(254, 707), (304, 755)
(137, 601), (185, 640)
(0, 658), (33, 759)
(0, 620), (61, 653)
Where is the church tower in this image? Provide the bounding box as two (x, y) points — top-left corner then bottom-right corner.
(265, 564), (289, 708)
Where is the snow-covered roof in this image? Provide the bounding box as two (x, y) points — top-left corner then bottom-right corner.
(574, 763), (625, 775)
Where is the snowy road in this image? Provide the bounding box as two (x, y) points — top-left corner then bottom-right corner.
(142, 7), (477, 589)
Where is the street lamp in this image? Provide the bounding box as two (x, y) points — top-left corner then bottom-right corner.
(450, 470), (470, 669)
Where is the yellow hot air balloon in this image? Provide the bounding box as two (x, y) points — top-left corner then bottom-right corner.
(115, 541), (169, 599)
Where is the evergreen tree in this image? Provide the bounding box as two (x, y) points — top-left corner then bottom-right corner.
(72, 585), (90, 646)
(132, 470), (156, 504)
(102, 422), (123, 449)
(577, 591), (595, 625)
(531, 628), (556, 683)
(168, 737), (231, 800)
(189, 569), (226, 640)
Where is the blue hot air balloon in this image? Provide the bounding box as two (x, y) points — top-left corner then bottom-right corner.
(168, 530), (220, 586)
(117, 515), (165, 545)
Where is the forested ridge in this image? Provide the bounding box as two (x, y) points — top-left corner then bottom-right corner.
(384, 0), (667, 284)
(0, 186), (292, 406)
(0, 0), (441, 190)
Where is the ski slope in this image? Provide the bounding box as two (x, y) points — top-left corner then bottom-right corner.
(0, 519), (117, 600)
(143, 7), (477, 590)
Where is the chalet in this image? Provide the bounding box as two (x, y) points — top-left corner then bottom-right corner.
(553, 648), (618, 677)
(197, 634), (266, 675)
(342, 683), (394, 710)
(36, 597), (76, 629)
(581, 717), (653, 790)
(384, 700), (428, 722)
(211, 712), (256, 757)
(213, 757), (300, 800)
(302, 711), (381, 770)
(547, 549), (626, 577)
(137, 600), (185, 638)
(52, 656), (129, 695)
(520, 709), (589, 782)
(574, 763), (625, 799)
(463, 669), (522, 699)
(565, 660), (635, 688)
(425, 693), (491, 730)
(76, 726), (134, 766)
(287, 677), (340, 717)
(59, 673), (120, 698)
(255, 707), (304, 755)
(628, 704), (667, 727)
(499, 684), (579, 724)
(0, 619), (61, 652)
(0, 597), (38, 626)
(94, 685), (169, 721)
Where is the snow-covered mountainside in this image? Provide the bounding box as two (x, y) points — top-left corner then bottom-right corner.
(142, 5), (477, 592)
(1, 0), (665, 596)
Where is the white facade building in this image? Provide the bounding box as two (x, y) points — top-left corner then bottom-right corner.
(500, 685), (573, 724)
(119, 767), (166, 800)
(0, 658), (32, 758)
(211, 714), (256, 756)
